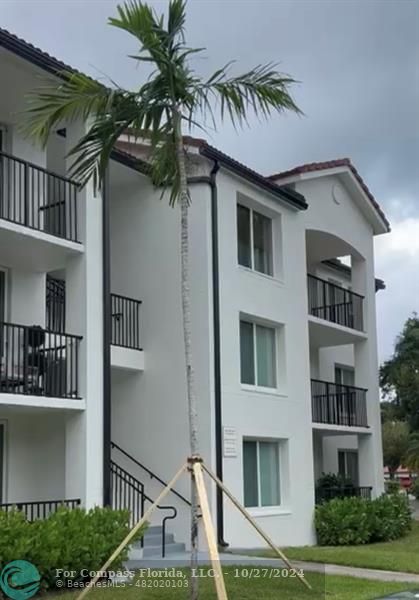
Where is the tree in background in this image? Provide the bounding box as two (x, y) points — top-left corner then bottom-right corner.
(23, 1), (301, 596)
(405, 432), (419, 472)
(381, 401), (405, 424)
(382, 421), (410, 478)
(380, 314), (419, 430)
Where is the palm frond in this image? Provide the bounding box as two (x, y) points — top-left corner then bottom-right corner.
(197, 62), (302, 128)
(21, 0), (302, 203)
(22, 72), (138, 147)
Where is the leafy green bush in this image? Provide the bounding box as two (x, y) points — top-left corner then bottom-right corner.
(315, 494), (412, 546)
(315, 497), (372, 545)
(370, 493), (412, 542)
(410, 478), (419, 499)
(385, 479), (401, 495)
(316, 472), (352, 488)
(0, 507), (146, 594)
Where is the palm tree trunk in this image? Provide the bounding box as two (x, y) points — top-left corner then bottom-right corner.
(174, 108), (199, 600)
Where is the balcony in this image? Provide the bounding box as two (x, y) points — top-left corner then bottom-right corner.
(0, 498), (81, 520)
(311, 379), (368, 428)
(307, 274), (364, 331)
(0, 322), (81, 401)
(0, 151), (79, 241)
(110, 294), (144, 371)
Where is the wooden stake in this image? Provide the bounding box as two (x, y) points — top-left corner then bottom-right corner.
(75, 463), (187, 600)
(202, 463), (312, 591)
(192, 460), (228, 600)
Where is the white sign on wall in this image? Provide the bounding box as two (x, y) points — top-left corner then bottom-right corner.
(223, 427), (237, 458)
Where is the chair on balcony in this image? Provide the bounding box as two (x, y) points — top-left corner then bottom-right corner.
(0, 325), (45, 394)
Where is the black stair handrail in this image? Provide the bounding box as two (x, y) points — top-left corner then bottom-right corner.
(111, 441), (191, 507)
(111, 459), (177, 558)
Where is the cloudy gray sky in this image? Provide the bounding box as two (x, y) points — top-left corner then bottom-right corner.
(1, 0), (418, 362)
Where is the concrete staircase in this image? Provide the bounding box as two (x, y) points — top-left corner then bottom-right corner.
(128, 525), (186, 561)
(111, 442), (189, 561)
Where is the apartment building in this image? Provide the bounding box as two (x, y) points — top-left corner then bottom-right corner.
(0, 28), (389, 554)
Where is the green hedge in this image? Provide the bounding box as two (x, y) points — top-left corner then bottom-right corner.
(315, 493), (412, 546)
(410, 478), (419, 500)
(0, 507), (145, 594)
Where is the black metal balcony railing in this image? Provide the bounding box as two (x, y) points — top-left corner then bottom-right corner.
(0, 323), (81, 399)
(111, 294), (142, 350)
(307, 274), (364, 331)
(311, 379), (368, 427)
(315, 486), (372, 504)
(0, 151), (79, 242)
(0, 498), (81, 521)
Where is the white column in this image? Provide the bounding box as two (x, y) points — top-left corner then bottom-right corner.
(64, 122), (104, 507)
(353, 253), (384, 496)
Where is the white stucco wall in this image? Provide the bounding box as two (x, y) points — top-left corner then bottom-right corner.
(0, 413), (65, 503)
(215, 169), (315, 548)
(109, 168), (214, 545)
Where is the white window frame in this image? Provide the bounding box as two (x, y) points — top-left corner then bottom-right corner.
(237, 202), (274, 277)
(338, 449), (359, 486)
(335, 364), (355, 386)
(243, 439), (282, 509)
(240, 319), (278, 391)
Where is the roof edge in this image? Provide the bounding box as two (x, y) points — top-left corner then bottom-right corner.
(0, 27), (77, 79)
(322, 259), (386, 292)
(200, 144), (308, 211)
(269, 158), (390, 232)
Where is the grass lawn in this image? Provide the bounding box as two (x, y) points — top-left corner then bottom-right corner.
(47, 568), (418, 600)
(257, 521), (419, 575)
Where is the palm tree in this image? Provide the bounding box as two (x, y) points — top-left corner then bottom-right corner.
(23, 1), (301, 596)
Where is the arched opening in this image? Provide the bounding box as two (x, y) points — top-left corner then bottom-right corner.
(305, 229), (366, 334)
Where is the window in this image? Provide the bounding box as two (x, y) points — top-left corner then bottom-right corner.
(240, 320), (276, 388)
(243, 440), (281, 507)
(46, 276), (66, 333)
(237, 204), (273, 276)
(338, 450), (359, 486)
(335, 366), (355, 387)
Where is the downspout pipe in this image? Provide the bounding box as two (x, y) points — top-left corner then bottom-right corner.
(209, 161), (228, 547)
(188, 163), (227, 547)
(102, 168), (112, 507)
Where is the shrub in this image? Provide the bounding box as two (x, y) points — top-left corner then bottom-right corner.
(316, 472), (352, 489)
(315, 497), (372, 545)
(370, 493), (412, 542)
(315, 493), (412, 546)
(410, 478), (419, 499)
(385, 479), (401, 495)
(0, 507), (146, 594)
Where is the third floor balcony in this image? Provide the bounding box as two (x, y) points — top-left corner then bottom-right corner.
(307, 274), (364, 332)
(0, 150), (80, 243)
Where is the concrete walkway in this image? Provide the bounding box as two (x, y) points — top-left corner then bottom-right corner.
(292, 560), (419, 584)
(126, 551), (419, 584)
